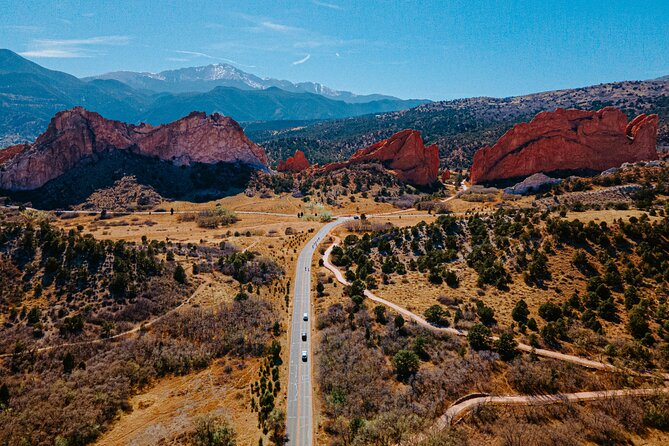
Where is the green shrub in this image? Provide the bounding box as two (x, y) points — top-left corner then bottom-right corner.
(512, 299), (529, 324)
(424, 304), (450, 327)
(393, 349), (420, 381)
(173, 264), (187, 284)
(495, 332), (518, 361)
(191, 415), (237, 446)
(467, 323), (492, 351)
(538, 302), (562, 322)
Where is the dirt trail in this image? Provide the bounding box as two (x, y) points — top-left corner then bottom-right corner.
(0, 275), (211, 358)
(438, 388), (669, 428)
(322, 239), (669, 436)
(322, 241), (669, 379)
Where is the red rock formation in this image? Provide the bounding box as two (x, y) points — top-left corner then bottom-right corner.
(441, 169), (450, 182)
(319, 130), (439, 186)
(470, 107), (658, 184)
(277, 150), (310, 173)
(0, 107), (268, 190)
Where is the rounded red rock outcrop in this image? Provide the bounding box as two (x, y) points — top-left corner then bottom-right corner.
(0, 107), (268, 191)
(470, 107), (659, 184)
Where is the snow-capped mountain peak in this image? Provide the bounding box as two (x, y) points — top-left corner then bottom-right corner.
(86, 63), (403, 102)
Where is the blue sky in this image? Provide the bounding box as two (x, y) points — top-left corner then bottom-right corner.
(1, 0), (668, 100)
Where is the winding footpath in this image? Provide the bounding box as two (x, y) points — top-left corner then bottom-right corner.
(323, 242), (622, 372)
(321, 238), (669, 430)
(324, 240), (669, 378)
(438, 388), (669, 428)
(0, 275), (211, 359)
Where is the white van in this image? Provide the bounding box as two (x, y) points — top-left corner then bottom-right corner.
(303, 313), (308, 321)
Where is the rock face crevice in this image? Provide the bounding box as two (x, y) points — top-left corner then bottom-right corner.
(470, 107), (659, 184)
(0, 107), (268, 191)
(319, 129), (439, 186)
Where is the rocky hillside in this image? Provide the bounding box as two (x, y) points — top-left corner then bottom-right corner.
(0, 107), (267, 191)
(317, 129), (440, 186)
(274, 129), (440, 186)
(276, 150), (310, 173)
(255, 79), (669, 168)
(471, 107), (659, 184)
(0, 108), (268, 208)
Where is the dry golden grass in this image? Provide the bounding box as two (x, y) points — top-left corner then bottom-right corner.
(360, 242), (644, 358)
(327, 207), (667, 360)
(49, 202), (323, 444)
(95, 359), (262, 446)
(54, 210), (321, 247)
(39, 188), (669, 443)
(562, 208), (662, 224)
(168, 190), (400, 216)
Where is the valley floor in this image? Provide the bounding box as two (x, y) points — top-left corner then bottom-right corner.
(3, 162), (669, 445)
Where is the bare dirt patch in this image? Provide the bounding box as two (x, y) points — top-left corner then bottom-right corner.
(96, 359), (260, 446)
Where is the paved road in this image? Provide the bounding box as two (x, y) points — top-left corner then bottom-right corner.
(286, 217), (352, 446)
(437, 388), (669, 428)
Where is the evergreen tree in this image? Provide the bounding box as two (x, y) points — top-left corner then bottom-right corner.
(173, 264), (187, 284)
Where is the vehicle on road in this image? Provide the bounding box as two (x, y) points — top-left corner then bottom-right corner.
(302, 351), (308, 362)
(302, 332), (307, 341)
(303, 312), (308, 321)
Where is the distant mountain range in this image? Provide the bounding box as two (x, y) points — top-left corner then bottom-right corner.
(84, 63), (401, 103)
(0, 49), (428, 147)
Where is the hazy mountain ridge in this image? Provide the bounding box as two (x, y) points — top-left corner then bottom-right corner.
(0, 49), (426, 147)
(0, 49), (152, 146)
(142, 86), (427, 123)
(84, 62), (405, 103)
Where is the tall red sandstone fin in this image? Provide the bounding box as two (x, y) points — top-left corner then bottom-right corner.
(277, 150), (310, 173)
(470, 107), (659, 184)
(317, 129), (439, 186)
(0, 107), (268, 191)
(626, 114), (648, 138)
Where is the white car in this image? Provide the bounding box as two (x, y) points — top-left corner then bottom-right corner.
(303, 313), (308, 321)
(301, 351), (308, 362)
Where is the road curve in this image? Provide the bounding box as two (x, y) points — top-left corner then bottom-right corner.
(437, 388), (669, 428)
(323, 241), (669, 380)
(286, 217), (352, 446)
